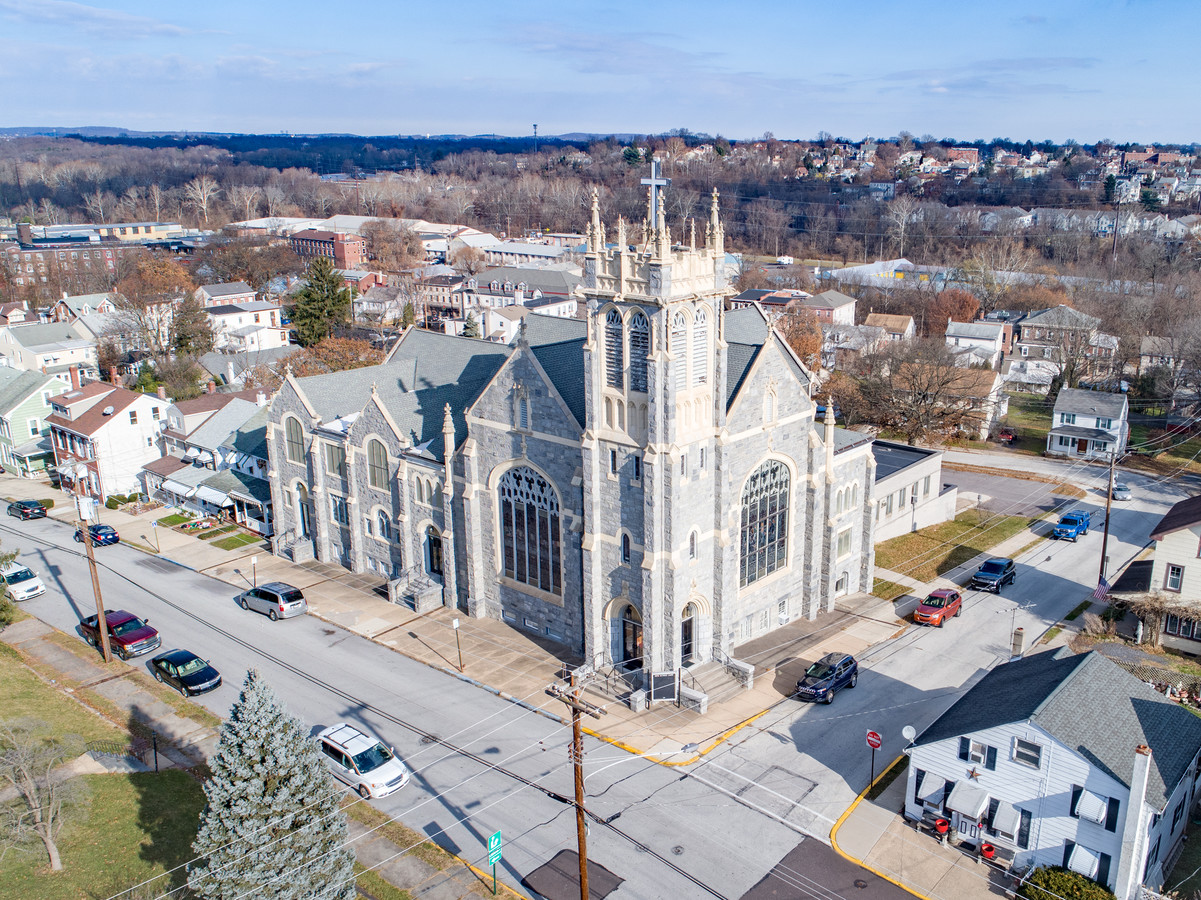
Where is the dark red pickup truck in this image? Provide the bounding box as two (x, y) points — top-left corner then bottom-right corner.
(79, 610), (162, 660)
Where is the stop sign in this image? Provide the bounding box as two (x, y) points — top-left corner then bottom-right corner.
(866, 730), (883, 749)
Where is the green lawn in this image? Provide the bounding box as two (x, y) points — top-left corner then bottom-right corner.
(156, 513), (189, 527)
(872, 579), (909, 602)
(1001, 391), (1052, 451)
(0, 642), (121, 743)
(874, 509), (1034, 583)
(1167, 819), (1201, 896)
(213, 532), (263, 551)
(0, 771), (205, 900)
(198, 525), (238, 540)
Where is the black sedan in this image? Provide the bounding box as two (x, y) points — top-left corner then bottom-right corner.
(74, 523), (119, 545)
(7, 500), (47, 520)
(149, 649), (222, 696)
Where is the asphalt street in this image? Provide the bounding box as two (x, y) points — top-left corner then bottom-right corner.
(0, 455), (1183, 900)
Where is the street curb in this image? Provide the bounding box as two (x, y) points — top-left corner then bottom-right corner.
(829, 754), (935, 900)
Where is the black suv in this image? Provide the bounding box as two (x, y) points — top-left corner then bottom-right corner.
(970, 557), (1016, 593)
(796, 652), (858, 704)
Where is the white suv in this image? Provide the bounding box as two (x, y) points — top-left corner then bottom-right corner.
(317, 723), (410, 799)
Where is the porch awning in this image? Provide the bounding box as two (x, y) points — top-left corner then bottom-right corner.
(161, 479), (194, 496)
(993, 801), (1021, 837)
(194, 485), (233, 507)
(919, 776), (946, 804)
(1068, 844), (1100, 879)
(185, 447), (200, 458)
(1076, 790), (1108, 824)
(947, 781), (989, 820)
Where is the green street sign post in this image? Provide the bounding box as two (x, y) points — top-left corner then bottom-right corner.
(488, 830), (502, 894)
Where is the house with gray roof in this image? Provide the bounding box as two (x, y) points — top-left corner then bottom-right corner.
(266, 177), (877, 706)
(1046, 388), (1128, 460)
(0, 321), (98, 379)
(944, 320), (1006, 369)
(905, 649), (1201, 899)
(195, 282), (256, 307)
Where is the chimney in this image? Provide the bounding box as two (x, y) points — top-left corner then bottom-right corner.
(108, 366), (119, 384)
(256, 391), (268, 407)
(156, 386), (167, 401)
(207, 380), (217, 394)
(69, 365), (80, 391)
(1114, 744), (1154, 900)
(226, 361), (236, 384)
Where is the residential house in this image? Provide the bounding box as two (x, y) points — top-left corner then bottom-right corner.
(46, 292), (116, 323)
(453, 264), (582, 314)
(0, 321), (98, 380)
(207, 302), (287, 352)
(905, 648), (1201, 900)
(197, 346), (297, 389)
(1120, 495), (1201, 653)
(820, 323), (885, 372)
(897, 364), (1008, 440)
(0, 301), (31, 327)
(728, 289), (775, 310)
(863, 313), (915, 342)
(871, 441), (957, 542)
(415, 274), (466, 325)
(195, 282), (256, 307)
(798, 289), (857, 325)
(1045, 388), (1127, 460)
(945, 320), (1006, 369)
(0, 367), (70, 476)
(144, 393), (272, 534)
(46, 381), (166, 500)
(336, 269), (383, 295)
(353, 284), (407, 326)
(483, 242), (570, 267)
(483, 306), (531, 344)
(1012, 306), (1118, 383)
(1138, 336), (1179, 375)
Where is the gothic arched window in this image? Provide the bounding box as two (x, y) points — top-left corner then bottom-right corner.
(628, 312), (649, 392)
(692, 308), (708, 386)
(671, 311), (688, 391)
(605, 309), (624, 389)
(284, 416), (305, 463)
(498, 466), (562, 595)
(367, 439), (388, 490)
(740, 460), (790, 587)
(621, 533), (631, 563)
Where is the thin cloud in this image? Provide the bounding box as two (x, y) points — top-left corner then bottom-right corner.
(0, 0), (190, 38)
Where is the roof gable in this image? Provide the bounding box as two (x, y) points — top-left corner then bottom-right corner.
(1150, 495), (1201, 541)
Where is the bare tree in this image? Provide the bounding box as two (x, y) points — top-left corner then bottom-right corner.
(955, 238), (1033, 315)
(147, 183), (164, 222)
(82, 189), (112, 224)
(0, 719), (87, 872)
(885, 195), (920, 257)
(184, 175), (221, 227)
(228, 184), (262, 221)
(262, 184), (287, 218)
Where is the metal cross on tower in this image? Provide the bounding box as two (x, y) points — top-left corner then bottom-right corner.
(641, 157), (671, 227)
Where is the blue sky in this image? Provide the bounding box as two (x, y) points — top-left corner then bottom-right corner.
(0, 0), (1189, 144)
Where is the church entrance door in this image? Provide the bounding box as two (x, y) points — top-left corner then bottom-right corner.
(681, 603), (696, 666)
(621, 605), (643, 670)
(426, 526), (443, 577)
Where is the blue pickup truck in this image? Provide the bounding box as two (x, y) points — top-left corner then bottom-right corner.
(1052, 510), (1092, 542)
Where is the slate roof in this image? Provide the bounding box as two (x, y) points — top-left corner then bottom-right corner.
(468, 265), (582, 297)
(524, 315), (587, 428)
(914, 649), (1201, 810)
(1150, 495), (1201, 541)
(831, 427), (872, 454)
(200, 282), (254, 298)
(1021, 305), (1101, 331)
(0, 368), (59, 416)
(57, 293), (113, 316)
(1054, 388), (1127, 419)
(185, 399), (261, 453)
(222, 406), (269, 461)
(293, 328), (511, 461)
(945, 321), (1004, 341)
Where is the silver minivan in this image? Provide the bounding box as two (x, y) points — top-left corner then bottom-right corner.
(2, 561), (46, 601)
(235, 581), (307, 620)
(317, 722), (410, 799)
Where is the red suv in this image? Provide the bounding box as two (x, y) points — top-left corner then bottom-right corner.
(914, 589), (962, 627)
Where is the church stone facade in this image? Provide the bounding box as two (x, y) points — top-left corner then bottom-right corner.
(267, 178), (875, 685)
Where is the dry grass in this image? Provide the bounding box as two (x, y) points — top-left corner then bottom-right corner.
(874, 509), (1034, 583)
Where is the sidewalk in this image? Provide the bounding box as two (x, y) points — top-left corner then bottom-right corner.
(0, 475), (907, 761)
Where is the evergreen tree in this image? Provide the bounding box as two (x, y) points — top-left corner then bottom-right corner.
(401, 302), (416, 328)
(291, 257), (351, 347)
(462, 311), (480, 338)
(171, 291), (216, 357)
(188, 670), (355, 900)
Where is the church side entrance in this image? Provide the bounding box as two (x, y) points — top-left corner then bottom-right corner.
(621, 604), (643, 670)
(681, 603), (696, 666)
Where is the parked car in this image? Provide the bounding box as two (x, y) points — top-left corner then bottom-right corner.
(79, 610), (161, 659)
(1, 561), (46, 601)
(317, 722), (410, 799)
(914, 589), (962, 627)
(1052, 510), (1091, 542)
(149, 649), (222, 696)
(235, 582), (307, 621)
(997, 426), (1016, 445)
(7, 500), (47, 520)
(795, 652), (858, 704)
(74, 523), (119, 546)
(1111, 483), (1132, 501)
(970, 557), (1016, 593)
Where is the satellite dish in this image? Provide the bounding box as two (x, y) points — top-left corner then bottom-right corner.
(101, 405), (114, 415)
(902, 725), (916, 742)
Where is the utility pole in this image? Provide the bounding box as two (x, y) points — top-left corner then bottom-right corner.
(546, 673), (606, 900)
(533, 124), (538, 155)
(1098, 450), (1116, 595)
(77, 496), (112, 663)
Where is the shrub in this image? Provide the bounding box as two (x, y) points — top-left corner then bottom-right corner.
(105, 497), (119, 510)
(38, 498), (54, 509)
(1018, 866), (1116, 900)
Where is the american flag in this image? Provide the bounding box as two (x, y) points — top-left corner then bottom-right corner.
(1093, 576), (1111, 601)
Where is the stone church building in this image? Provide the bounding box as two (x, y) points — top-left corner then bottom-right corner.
(267, 176), (875, 687)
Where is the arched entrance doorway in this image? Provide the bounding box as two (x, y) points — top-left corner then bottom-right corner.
(620, 604), (643, 671)
(294, 483), (312, 538)
(681, 602), (697, 666)
(425, 526), (443, 577)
